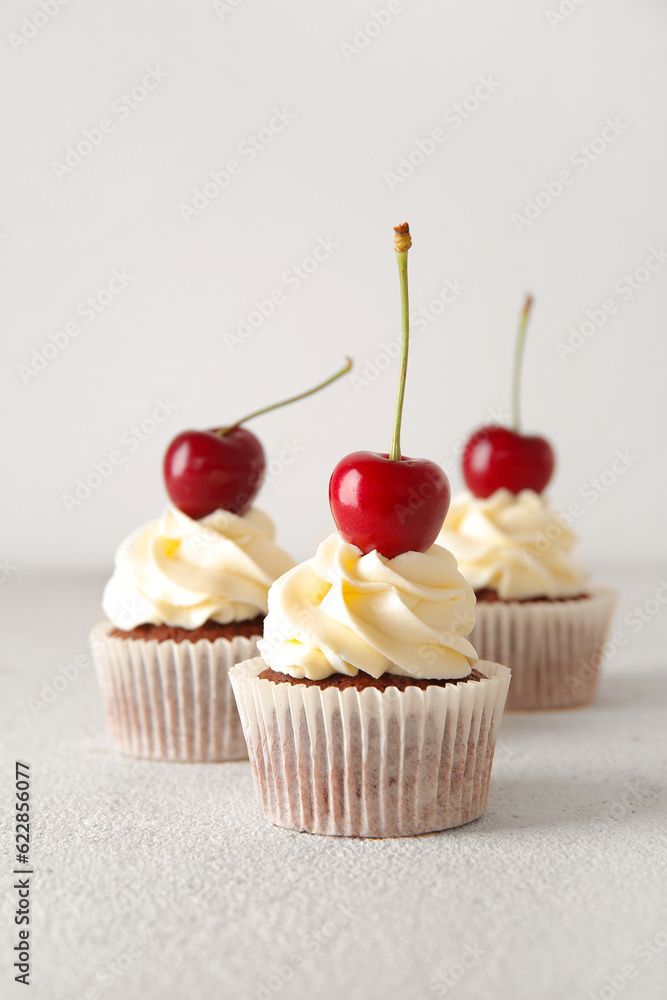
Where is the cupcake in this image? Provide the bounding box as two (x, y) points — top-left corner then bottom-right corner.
(230, 222), (511, 837)
(92, 505), (294, 761)
(440, 295), (617, 711)
(230, 533), (510, 838)
(91, 360), (351, 760)
(438, 489), (617, 711)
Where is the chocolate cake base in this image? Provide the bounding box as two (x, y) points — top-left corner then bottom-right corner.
(258, 666), (487, 692)
(109, 615), (264, 644)
(474, 588), (589, 604)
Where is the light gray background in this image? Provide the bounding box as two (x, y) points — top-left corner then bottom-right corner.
(1, 0), (665, 572)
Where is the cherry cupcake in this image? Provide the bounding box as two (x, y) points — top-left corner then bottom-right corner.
(438, 297), (617, 712)
(91, 362), (350, 762)
(230, 225), (511, 837)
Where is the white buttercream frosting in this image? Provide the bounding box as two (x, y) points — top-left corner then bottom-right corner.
(437, 489), (589, 600)
(102, 506), (295, 629)
(257, 532), (478, 680)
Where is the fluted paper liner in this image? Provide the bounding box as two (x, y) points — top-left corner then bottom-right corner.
(471, 584), (617, 712)
(230, 658), (511, 838)
(91, 621), (259, 761)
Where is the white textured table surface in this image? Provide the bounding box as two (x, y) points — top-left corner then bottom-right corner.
(1, 570), (666, 1000)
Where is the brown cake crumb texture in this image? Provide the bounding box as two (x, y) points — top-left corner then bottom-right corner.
(110, 615), (264, 644)
(258, 665), (487, 691)
(474, 587), (589, 604)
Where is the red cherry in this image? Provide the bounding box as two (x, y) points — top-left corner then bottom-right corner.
(462, 425), (555, 498)
(329, 451), (451, 559)
(163, 426), (265, 520)
(162, 360), (352, 520)
(328, 225), (449, 558)
(463, 295), (555, 498)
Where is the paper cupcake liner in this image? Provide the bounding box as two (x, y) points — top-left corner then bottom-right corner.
(229, 658), (511, 838)
(470, 584), (618, 712)
(91, 621), (259, 761)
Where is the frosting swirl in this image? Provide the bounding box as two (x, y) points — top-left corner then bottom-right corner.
(258, 532), (478, 680)
(437, 489), (589, 600)
(103, 506), (295, 629)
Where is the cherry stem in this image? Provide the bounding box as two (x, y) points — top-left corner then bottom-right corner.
(219, 357), (353, 435)
(389, 223), (412, 461)
(512, 293), (533, 433)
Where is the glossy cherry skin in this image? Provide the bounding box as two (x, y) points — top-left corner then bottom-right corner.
(462, 425), (555, 499)
(329, 450), (451, 559)
(163, 426), (265, 520)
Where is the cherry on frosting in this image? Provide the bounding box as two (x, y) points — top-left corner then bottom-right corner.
(461, 295), (555, 499)
(330, 450), (450, 559)
(462, 425), (554, 499)
(163, 359), (352, 520)
(329, 224), (451, 559)
(164, 426), (265, 520)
